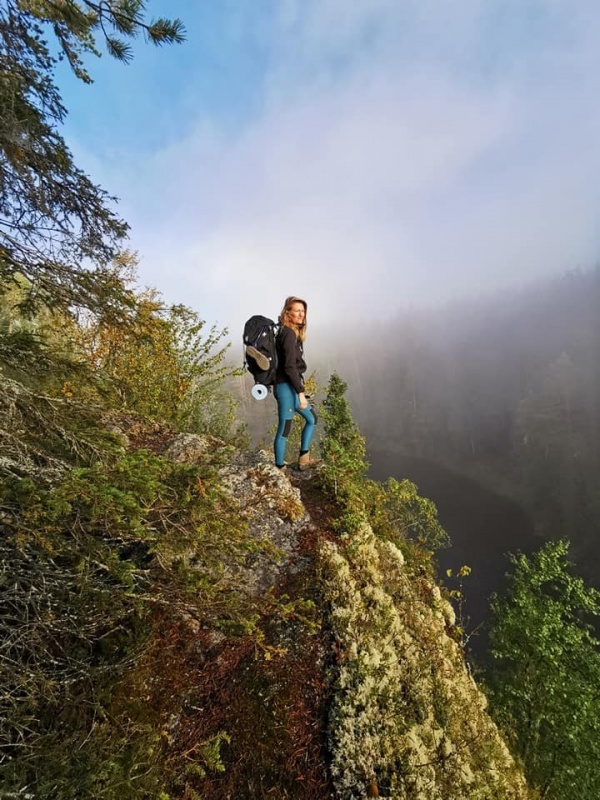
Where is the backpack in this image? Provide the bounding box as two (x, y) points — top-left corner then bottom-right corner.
(243, 315), (279, 397)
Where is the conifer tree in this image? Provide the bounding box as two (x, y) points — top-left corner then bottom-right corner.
(486, 540), (600, 800)
(321, 374), (367, 478)
(1, 2), (185, 476)
(0, 0), (184, 317)
(320, 373), (369, 527)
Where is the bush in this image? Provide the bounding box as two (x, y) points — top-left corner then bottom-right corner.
(0, 448), (261, 798)
(486, 540), (600, 800)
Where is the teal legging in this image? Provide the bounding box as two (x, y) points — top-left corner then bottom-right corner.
(274, 382), (317, 467)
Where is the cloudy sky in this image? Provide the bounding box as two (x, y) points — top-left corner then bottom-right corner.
(60, 0), (600, 337)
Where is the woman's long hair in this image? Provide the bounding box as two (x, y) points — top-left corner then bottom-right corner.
(279, 296), (308, 342)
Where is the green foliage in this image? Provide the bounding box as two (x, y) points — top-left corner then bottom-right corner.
(320, 372), (369, 530)
(364, 476), (450, 552)
(444, 565), (473, 648)
(0, 276), (95, 396)
(321, 373), (368, 481)
(183, 379), (245, 442)
(486, 540), (600, 800)
(182, 731), (231, 780)
(316, 373), (530, 797)
(0, 275), (125, 479)
(319, 372), (449, 557)
(0, 268), (241, 483)
(0, 448), (262, 798)
(0, 0), (184, 317)
(0, 375), (122, 480)
(0, 5), (276, 795)
(77, 284), (237, 434)
(1, 1), (194, 476)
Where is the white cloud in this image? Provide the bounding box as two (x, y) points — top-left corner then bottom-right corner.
(82, 0), (600, 338)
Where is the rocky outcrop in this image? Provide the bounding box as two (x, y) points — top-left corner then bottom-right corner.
(162, 436), (531, 799)
(164, 436), (312, 596)
(218, 448), (312, 596)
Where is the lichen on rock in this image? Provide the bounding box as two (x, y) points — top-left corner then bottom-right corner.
(320, 522), (531, 800)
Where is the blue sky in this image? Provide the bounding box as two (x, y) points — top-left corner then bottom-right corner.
(60, 0), (600, 338)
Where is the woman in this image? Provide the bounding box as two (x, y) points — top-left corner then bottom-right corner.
(274, 296), (319, 471)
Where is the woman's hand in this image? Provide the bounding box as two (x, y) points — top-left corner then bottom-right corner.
(298, 392), (308, 410)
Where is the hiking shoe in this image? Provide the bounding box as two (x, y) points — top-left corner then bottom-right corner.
(297, 453), (322, 472)
(246, 345), (270, 371)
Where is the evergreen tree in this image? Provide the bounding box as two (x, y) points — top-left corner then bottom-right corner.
(0, 0), (184, 317)
(1, 2), (185, 477)
(319, 373), (369, 531)
(486, 540), (600, 800)
(321, 373), (368, 487)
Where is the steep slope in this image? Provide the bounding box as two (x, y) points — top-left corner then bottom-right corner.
(163, 437), (531, 799)
(162, 440), (335, 798)
(320, 525), (530, 799)
(0, 429), (532, 799)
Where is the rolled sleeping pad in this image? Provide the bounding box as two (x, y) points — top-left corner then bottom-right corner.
(251, 384), (269, 400)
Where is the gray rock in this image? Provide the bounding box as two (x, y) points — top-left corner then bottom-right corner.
(162, 433), (220, 463)
(161, 440), (312, 598)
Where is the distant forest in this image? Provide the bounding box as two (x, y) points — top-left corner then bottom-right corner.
(322, 268), (600, 581)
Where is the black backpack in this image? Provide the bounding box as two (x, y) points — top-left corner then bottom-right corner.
(243, 315), (279, 390)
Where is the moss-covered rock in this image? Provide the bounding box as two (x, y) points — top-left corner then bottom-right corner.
(320, 522), (531, 800)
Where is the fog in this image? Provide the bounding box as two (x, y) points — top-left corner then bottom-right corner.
(237, 267), (600, 646)
(324, 268), (598, 565)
